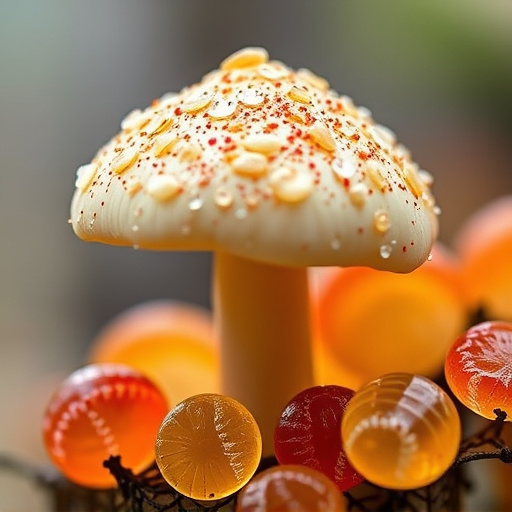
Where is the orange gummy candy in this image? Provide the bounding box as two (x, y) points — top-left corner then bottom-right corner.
(43, 363), (169, 488)
(445, 321), (512, 420)
(236, 464), (345, 512)
(341, 373), (460, 490)
(155, 393), (262, 501)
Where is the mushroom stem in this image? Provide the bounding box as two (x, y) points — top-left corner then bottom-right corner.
(214, 252), (314, 456)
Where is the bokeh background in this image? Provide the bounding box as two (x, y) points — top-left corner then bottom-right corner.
(0, 0), (511, 510)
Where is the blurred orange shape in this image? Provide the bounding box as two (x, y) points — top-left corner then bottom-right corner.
(311, 244), (469, 388)
(88, 300), (220, 406)
(453, 195), (512, 321)
(312, 342), (365, 391)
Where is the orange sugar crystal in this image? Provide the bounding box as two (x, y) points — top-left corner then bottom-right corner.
(236, 464), (346, 512)
(42, 363), (169, 488)
(88, 300), (220, 406)
(155, 393), (262, 501)
(341, 373), (461, 490)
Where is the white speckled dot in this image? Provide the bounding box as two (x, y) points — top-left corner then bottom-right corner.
(235, 208), (248, 220)
(257, 63), (290, 80)
(111, 148), (139, 175)
(380, 244), (393, 259)
(297, 68), (329, 91)
(120, 108), (148, 131)
(348, 183), (368, 207)
(308, 123), (335, 152)
(270, 167), (314, 203)
(178, 142), (202, 162)
(242, 134), (281, 154)
(208, 97), (238, 119)
(231, 152), (268, 177)
(287, 86), (311, 104)
(373, 209), (390, 233)
(182, 92), (214, 114)
(332, 157), (356, 180)
(366, 161), (386, 190)
(237, 88), (265, 107)
(330, 236), (342, 250)
(418, 169), (434, 186)
(189, 197), (204, 211)
(146, 117), (173, 137)
(125, 175), (142, 196)
(75, 163), (97, 192)
(371, 124), (396, 148)
(220, 47), (269, 71)
(214, 187), (234, 210)
(146, 175), (181, 202)
(153, 132), (178, 158)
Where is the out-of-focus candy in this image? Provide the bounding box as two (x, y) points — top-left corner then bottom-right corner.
(274, 385), (363, 491)
(311, 244), (469, 388)
(42, 363), (169, 488)
(341, 373), (461, 490)
(312, 340), (365, 392)
(236, 464), (346, 512)
(445, 321), (512, 420)
(155, 393), (262, 501)
(453, 195), (512, 321)
(88, 300), (220, 405)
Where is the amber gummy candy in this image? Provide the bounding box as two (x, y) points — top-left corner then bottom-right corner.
(312, 244), (469, 388)
(341, 372), (461, 490)
(89, 300), (220, 405)
(155, 393), (262, 501)
(445, 321), (512, 420)
(42, 363), (169, 488)
(236, 464), (346, 512)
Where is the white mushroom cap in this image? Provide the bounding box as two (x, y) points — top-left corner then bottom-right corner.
(71, 47), (438, 272)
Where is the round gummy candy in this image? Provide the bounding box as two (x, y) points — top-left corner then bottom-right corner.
(88, 300), (220, 406)
(155, 393), (262, 501)
(311, 244), (469, 388)
(236, 464), (345, 512)
(341, 373), (460, 490)
(445, 321), (512, 420)
(42, 363), (169, 488)
(274, 385), (363, 491)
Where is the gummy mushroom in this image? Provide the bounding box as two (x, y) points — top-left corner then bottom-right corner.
(70, 47), (439, 455)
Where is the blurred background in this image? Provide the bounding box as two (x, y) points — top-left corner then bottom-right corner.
(0, 0), (511, 510)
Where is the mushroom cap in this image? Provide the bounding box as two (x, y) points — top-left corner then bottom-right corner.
(71, 47), (438, 272)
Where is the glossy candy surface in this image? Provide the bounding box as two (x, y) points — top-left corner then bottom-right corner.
(42, 363), (169, 488)
(236, 464), (345, 512)
(445, 321), (512, 420)
(341, 373), (460, 490)
(274, 385), (363, 491)
(89, 300), (220, 406)
(155, 393), (262, 501)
